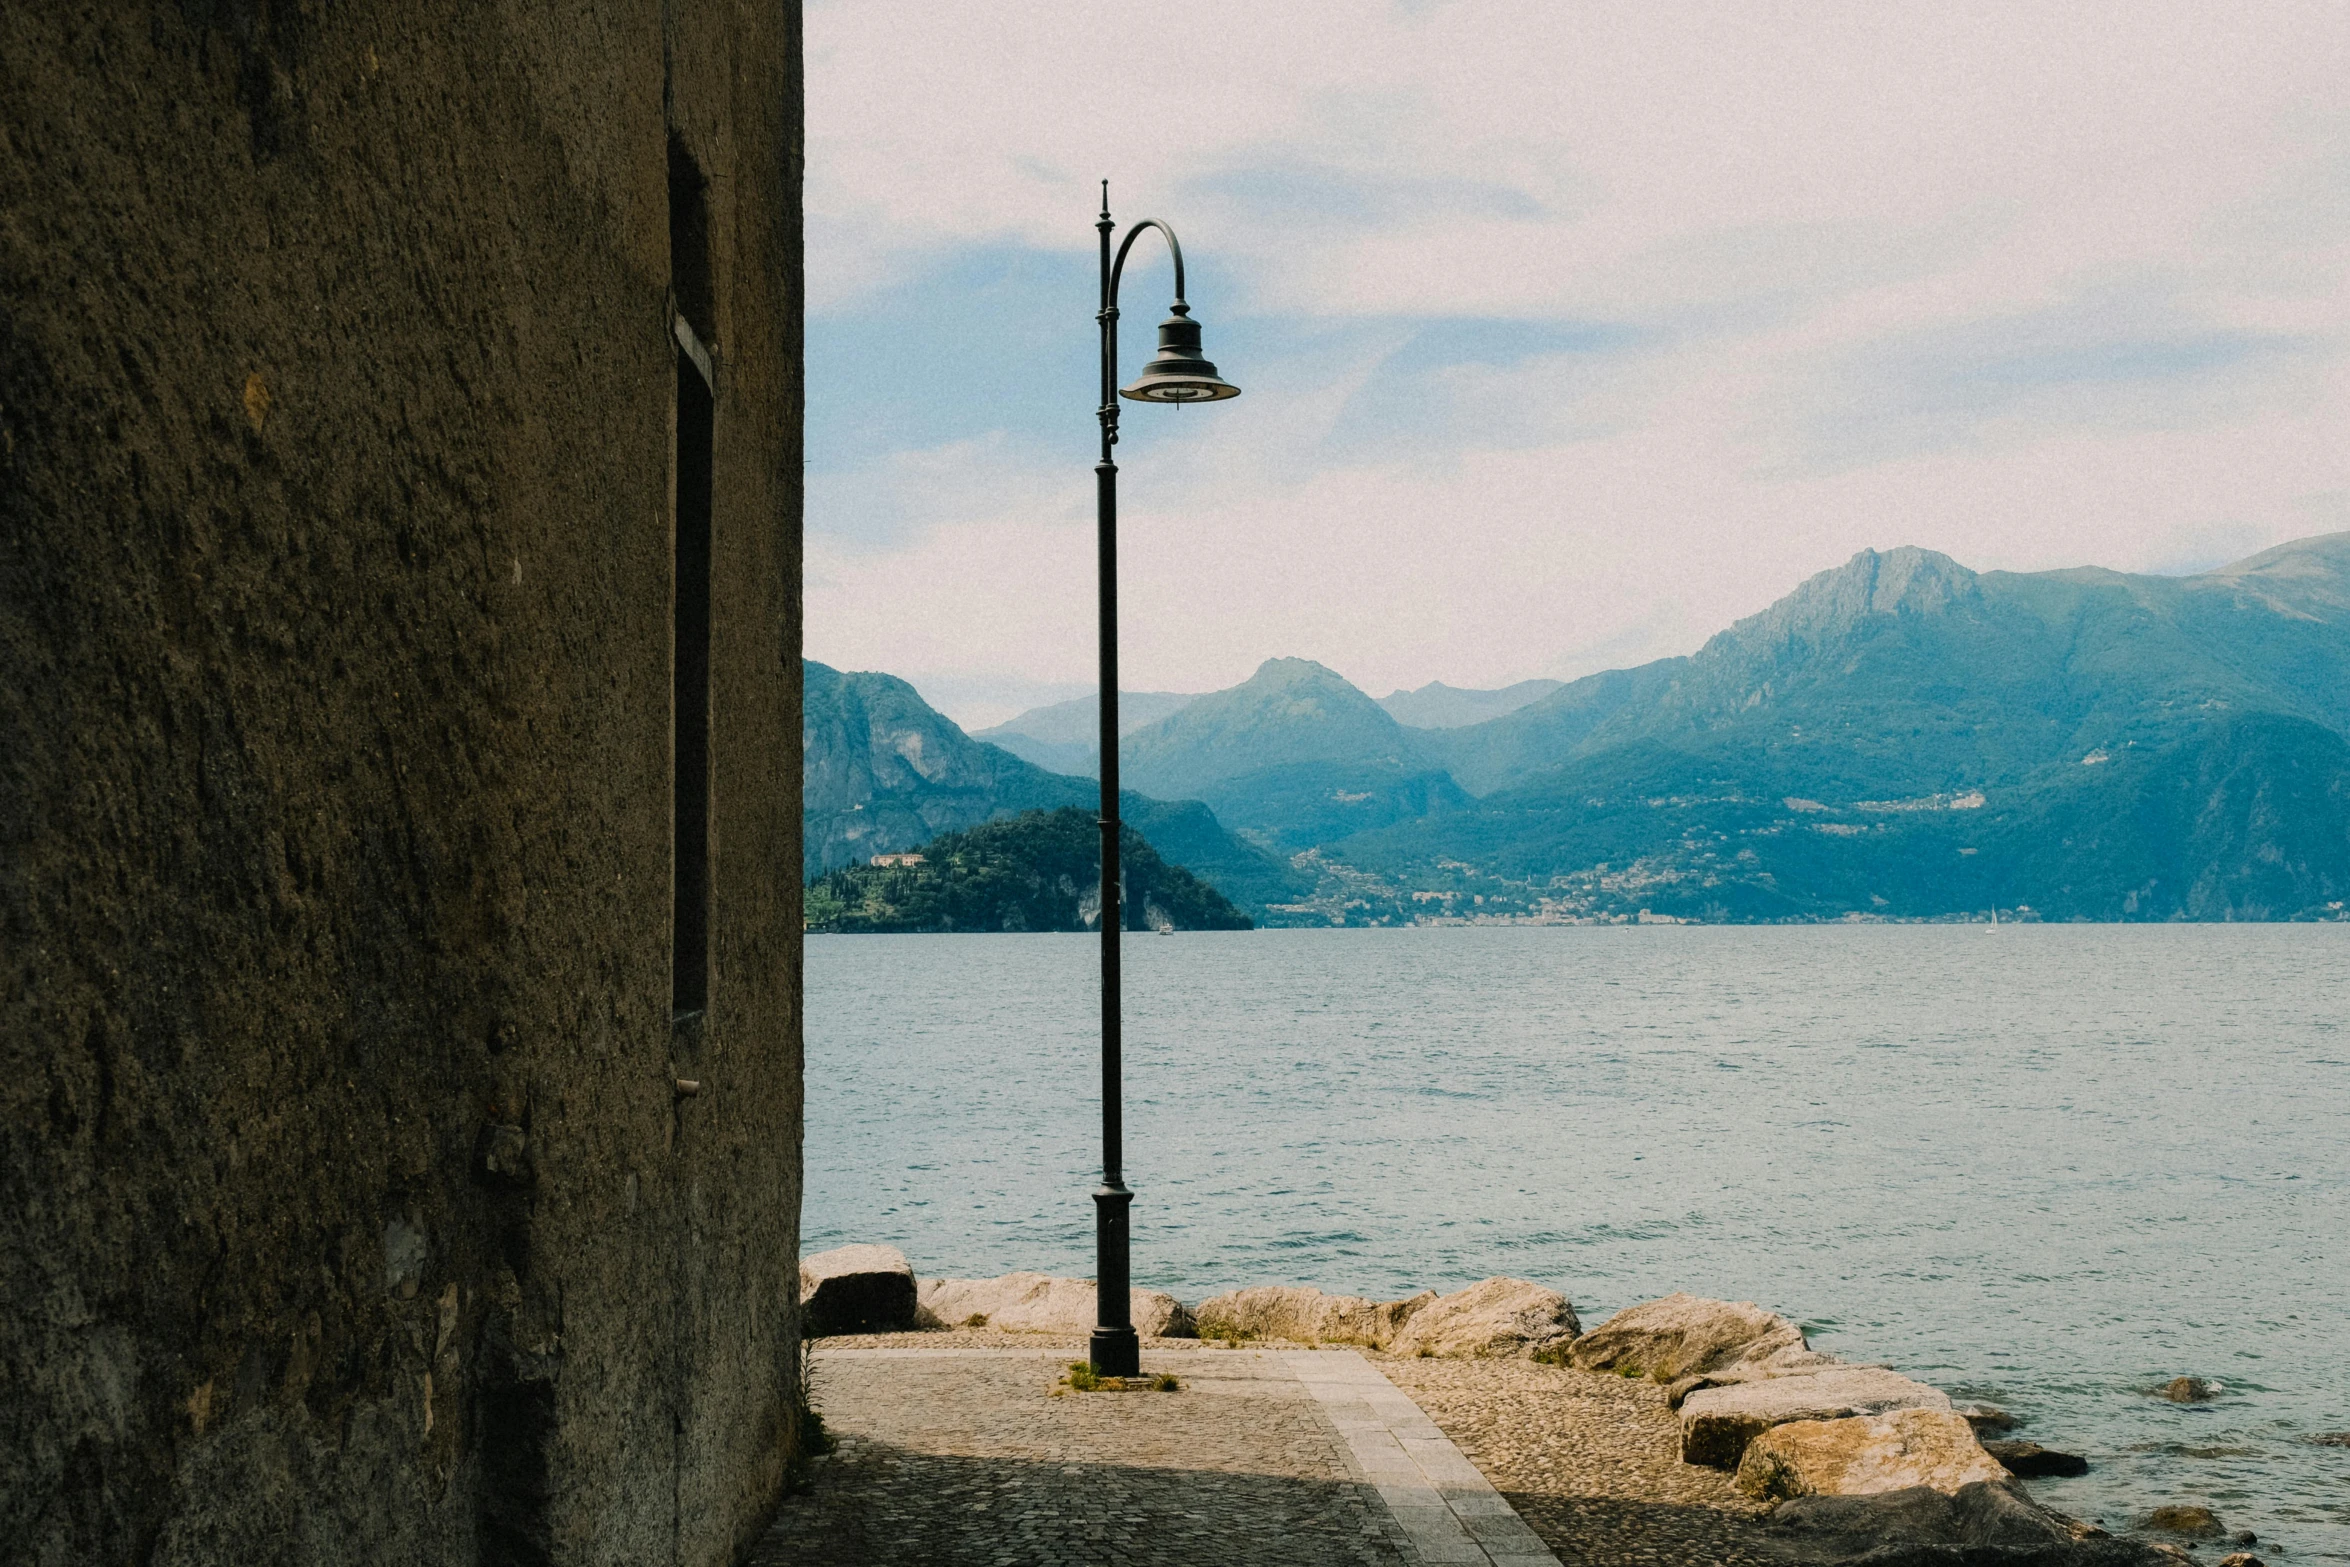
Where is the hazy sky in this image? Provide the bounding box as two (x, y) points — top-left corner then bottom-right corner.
(805, 2), (2350, 727)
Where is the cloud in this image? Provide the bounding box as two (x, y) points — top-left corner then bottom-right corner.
(1779, 285), (2329, 472)
(1181, 162), (1554, 230)
(804, 0), (2350, 714)
(808, 431), (1089, 555)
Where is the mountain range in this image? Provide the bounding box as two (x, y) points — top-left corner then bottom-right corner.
(806, 531), (2350, 924)
(975, 676), (1566, 775)
(973, 691), (1197, 778)
(1375, 678), (1566, 729)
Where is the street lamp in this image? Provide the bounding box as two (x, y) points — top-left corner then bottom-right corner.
(1089, 183), (1239, 1378)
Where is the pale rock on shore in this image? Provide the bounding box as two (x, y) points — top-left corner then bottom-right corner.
(1192, 1284), (1431, 1348)
(1681, 1366), (1954, 1468)
(1569, 1292), (1832, 1389)
(1737, 1409), (2009, 1501)
(1192, 1277), (1578, 1358)
(1389, 1276), (1582, 1359)
(916, 1272), (1196, 1338)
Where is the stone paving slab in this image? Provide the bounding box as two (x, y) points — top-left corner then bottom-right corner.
(753, 1345), (1560, 1566)
(1284, 1351), (1561, 1567)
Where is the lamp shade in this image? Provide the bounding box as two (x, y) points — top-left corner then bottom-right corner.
(1119, 305), (1240, 403)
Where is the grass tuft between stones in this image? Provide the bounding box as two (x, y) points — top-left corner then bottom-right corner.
(1054, 1362), (1180, 1395)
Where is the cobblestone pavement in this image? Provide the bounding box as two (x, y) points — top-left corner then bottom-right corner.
(1378, 1355), (1781, 1567)
(752, 1346), (1416, 1567)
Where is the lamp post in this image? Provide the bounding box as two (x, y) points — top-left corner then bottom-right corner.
(1090, 184), (1240, 1377)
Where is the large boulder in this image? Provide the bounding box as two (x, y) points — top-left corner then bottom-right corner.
(916, 1272), (1195, 1338)
(1388, 1277), (1581, 1360)
(1682, 1365), (1954, 1468)
(1192, 1277), (1577, 1357)
(1762, 1480), (2184, 1565)
(1736, 1409), (2008, 1502)
(1193, 1285), (1431, 1348)
(1568, 1293), (1826, 1381)
(801, 1244), (919, 1336)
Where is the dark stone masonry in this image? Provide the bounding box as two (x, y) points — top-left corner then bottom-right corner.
(2, 5), (805, 1564)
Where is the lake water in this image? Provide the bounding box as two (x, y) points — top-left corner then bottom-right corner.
(805, 926), (2350, 1556)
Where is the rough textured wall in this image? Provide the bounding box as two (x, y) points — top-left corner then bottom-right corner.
(0, 4), (804, 1565)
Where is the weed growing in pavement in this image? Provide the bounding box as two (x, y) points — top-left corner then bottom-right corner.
(783, 1333), (836, 1490)
(1053, 1363), (1182, 1395)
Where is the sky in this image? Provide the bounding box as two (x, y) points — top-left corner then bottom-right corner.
(804, 1), (2350, 729)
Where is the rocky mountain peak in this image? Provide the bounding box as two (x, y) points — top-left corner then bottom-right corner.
(802, 660), (1063, 822)
(1702, 546), (1981, 665)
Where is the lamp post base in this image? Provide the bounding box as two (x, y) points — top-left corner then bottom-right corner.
(1091, 1182), (1138, 1376)
(1088, 1326), (1140, 1378)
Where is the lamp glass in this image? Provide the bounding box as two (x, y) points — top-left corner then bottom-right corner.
(1119, 376), (1241, 403)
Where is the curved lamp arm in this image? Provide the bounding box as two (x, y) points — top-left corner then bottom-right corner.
(1098, 199), (1189, 449)
(1110, 217), (1187, 309)
(1099, 181), (1239, 448)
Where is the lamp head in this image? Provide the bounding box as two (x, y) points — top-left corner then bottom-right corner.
(1119, 304), (1241, 403)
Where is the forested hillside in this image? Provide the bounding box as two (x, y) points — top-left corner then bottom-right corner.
(805, 809), (1253, 933)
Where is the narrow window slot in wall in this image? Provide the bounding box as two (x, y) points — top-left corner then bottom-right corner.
(672, 345), (713, 1018)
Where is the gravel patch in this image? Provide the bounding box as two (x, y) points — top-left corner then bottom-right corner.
(1378, 1354), (1781, 1566)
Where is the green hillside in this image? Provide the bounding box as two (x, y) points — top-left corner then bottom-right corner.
(801, 662), (1304, 914)
(805, 808), (1253, 933)
(1117, 794), (1309, 914)
(1190, 760), (1471, 853)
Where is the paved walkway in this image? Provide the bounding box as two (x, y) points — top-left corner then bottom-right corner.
(752, 1345), (1561, 1567)
(1288, 1351), (1558, 1567)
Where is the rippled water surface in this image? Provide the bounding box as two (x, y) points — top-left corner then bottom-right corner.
(805, 925), (2350, 1555)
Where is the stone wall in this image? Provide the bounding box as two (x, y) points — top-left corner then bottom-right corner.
(0, 5), (804, 1564)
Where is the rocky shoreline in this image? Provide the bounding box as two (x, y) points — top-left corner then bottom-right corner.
(800, 1246), (2265, 1566)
